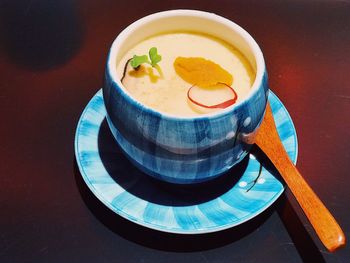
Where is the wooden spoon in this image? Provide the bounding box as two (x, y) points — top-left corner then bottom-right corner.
(254, 102), (346, 252)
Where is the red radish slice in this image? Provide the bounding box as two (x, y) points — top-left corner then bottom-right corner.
(187, 83), (238, 109)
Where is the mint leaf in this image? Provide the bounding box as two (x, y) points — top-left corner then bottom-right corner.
(130, 55), (150, 68)
(149, 47), (162, 67)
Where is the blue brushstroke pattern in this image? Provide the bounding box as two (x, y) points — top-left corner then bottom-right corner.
(74, 89), (298, 233)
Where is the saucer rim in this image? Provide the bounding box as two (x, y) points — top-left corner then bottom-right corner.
(74, 89), (298, 234)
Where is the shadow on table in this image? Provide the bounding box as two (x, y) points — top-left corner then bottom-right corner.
(276, 195), (326, 263)
(253, 146), (326, 263)
(73, 123), (325, 261)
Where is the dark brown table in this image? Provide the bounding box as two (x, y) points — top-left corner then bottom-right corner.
(1, 1), (349, 262)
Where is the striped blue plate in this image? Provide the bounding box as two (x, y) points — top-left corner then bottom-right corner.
(74, 89), (298, 234)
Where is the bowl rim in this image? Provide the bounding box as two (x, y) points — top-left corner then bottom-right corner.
(106, 9), (267, 121)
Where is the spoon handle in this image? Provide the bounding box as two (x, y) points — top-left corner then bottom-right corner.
(255, 104), (346, 252)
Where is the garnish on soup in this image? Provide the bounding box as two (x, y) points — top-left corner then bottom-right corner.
(174, 56), (237, 109)
(130, 47), (162, 69)
(187, 83), (237, 109)
(121, 47), (162, 83)
(174, 57), (233, 87)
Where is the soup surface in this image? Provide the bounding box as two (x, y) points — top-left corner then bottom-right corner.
(117, 32), (255, 116)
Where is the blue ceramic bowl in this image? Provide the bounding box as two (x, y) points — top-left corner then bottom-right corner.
(103, 10), (268, 184)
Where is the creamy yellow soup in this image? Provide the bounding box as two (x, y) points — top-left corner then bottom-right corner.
(117, 32), (255, 116)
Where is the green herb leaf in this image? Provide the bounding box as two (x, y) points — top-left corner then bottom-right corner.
(130, 55), (150, 68)
(129, 48), (161, 69)
(149, 47), (162, 67)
